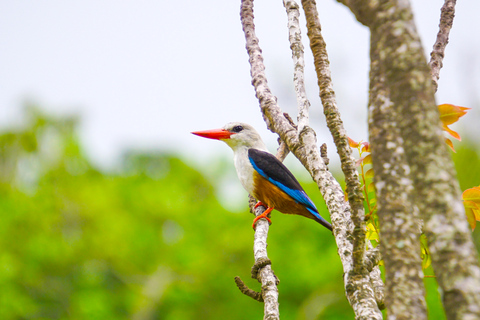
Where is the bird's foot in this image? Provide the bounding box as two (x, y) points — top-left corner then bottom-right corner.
(254, 201), (266, 209)
(252, 207), (273, 229)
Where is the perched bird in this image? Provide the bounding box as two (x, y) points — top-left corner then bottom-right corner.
(192, 122), (332, 232)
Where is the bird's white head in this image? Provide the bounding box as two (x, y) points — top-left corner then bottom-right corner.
(192, 122), (267, 152)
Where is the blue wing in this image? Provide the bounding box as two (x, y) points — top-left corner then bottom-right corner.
(248, 149), (320, 217)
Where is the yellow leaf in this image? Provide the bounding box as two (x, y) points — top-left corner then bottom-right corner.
(362, 154), (372, 165)
(445, 138), (455, 152)
(462, 187), (480, 230)
(465, 204), (477, 230)
(348, 137), (359, 148)
(366, 223), (379, 240)
(367, 182), (376, 193)
(420, 234), (432, 269)
(365, 168), (374, 179)
(442, 125), (461, 141)
(422, 246), (432, 269)
(438, 104), (470, 142)
(438, 104), (470, 126)
(474, 209), (480, 221)
(462, 186), (480, 204)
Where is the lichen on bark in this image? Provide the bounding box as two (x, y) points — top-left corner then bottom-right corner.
(338, 0), (480, 319)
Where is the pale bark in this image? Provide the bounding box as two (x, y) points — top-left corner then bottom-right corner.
(252, 205), (280, 320)
(235, 142), (292, 319)
(283, 0), (310, 132)
(300, 0), (383, 318)
(429, 0), (456, 92)
(337, 0), (480, 319)
(368, 67), (427, 320)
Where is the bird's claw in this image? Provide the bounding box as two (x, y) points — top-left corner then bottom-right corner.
(252, 207), (273, 230)
(252, 216), (272, 229)
(254, 201), (266, 209)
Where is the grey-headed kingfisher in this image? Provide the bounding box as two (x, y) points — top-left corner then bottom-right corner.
(192, 122), (332, 232)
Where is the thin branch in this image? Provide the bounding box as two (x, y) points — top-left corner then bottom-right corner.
(369, 264), (385, 310)
(300, 0), (382, 318)
(429, 0), (456, 92)
(242, 124), (292, 319)
(320, 143), (329, 166)
(248, 203), (280, 319)
(364, 245), (381, 273)
(283, 0), (310, 133)
(276, 139), (290, 162)
(252, 206), (280, 319)
(300, 0), (366, 272)
(234, 276), (264, 302)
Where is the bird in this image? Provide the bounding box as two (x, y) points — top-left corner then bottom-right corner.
(191, 122), (332, 232)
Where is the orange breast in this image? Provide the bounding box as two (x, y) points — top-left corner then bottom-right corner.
(252, 172), (318, 221)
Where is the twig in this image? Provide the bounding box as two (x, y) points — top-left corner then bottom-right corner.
(429, 0), (456, 92)
(276, 139), (290, 162)
(282, 112), (297, 129)
(234, 276), (264, 302)
(364, 245), (381, 273)
(320, 143), (329, 166)
(283, 0), (310, 133)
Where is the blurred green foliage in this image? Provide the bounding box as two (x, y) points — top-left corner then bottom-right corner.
(1, 108), (479, 319)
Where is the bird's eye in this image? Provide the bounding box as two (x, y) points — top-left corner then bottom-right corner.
(231, 125), (244, 133)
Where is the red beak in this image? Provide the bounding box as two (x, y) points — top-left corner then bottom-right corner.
(191, 128), (232, 140)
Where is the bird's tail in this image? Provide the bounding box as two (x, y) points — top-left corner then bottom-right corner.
(306, 207), (333, 232)
(314, 216), (333, 232)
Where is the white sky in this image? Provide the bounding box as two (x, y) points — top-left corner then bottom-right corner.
(1, 0), (479, 170)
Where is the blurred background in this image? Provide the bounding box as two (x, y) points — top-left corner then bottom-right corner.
(1, 1), (479, 319)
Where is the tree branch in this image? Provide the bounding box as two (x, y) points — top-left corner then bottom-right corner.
(301, 0), (366, 277)
(252, 206), (280, 320)
(283, 0), (310, 132)
(244, 201), (280, 319)
(300, 0), (383, 318)
(239, 121), (292, 318)
(369, 263), (385, 310)
(429, 0), (456, 92)
(234, 276), (264, 302)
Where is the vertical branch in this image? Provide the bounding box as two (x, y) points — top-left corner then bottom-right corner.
(238, 2), (282, 318)
(240, 0), (284, 132)
(300, 0), (367, 276)
(252, 205), (280, 320)
(300, 3), (385, 318)
(429, 0), (457, 92)
(239, 139), (291, 318)
(283, 0), (310, 132)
